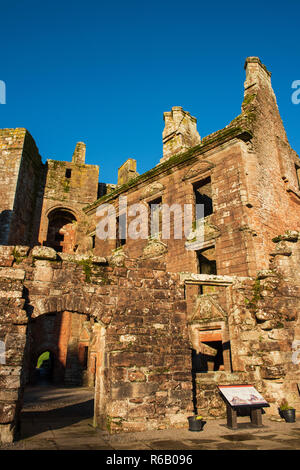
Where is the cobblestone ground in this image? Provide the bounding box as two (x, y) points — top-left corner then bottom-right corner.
(1, 384), (300, 450)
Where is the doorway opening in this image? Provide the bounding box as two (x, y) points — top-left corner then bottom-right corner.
(35, 351), (54, 383)
(45, 209), (77, 253)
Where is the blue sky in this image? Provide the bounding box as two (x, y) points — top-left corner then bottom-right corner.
(1, 0), (299, 184)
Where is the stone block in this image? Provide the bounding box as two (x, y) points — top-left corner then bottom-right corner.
(261, 365), (285, 379)
(32, 246), (57, 260)
(0, 423), (15, 444)
(0, 267), (25, 280)
(0, 402), (16, 424)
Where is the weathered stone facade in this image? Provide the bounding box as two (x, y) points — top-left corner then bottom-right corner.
(0, 57), (300, 444)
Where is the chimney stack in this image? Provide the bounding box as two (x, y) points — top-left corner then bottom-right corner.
(161, 106), (201, 163)
(72, 142), (86, 164)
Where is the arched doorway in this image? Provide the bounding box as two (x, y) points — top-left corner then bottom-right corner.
(27, 311), (98, 388)
(45, 208), (77, 253)
(20, 308), (106, 441)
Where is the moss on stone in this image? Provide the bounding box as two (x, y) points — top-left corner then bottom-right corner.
(76, 258), (93, 283)
(246, 278), (263, 310)
(12, 248), (24, 265)
(84, 124), (253, 214)
(242, 93), (256, 107)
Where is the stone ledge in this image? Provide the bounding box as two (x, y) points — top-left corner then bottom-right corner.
(0, 267), (25, 280)
(180, 272), (250, 285)
(32, 246), (57, 260)
(58, 253), (107, 264)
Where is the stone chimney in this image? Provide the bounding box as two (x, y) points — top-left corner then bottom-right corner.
(161, 106), (201, 163)
(118, 158), (139, 186)
(72, 142), (86, 164)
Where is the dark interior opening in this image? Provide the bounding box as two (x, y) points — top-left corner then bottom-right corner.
(65, 168), (72, 179)
(192, 340), (224, 373)
(45, 209), (76, 252)
(193, 177), (213, 219)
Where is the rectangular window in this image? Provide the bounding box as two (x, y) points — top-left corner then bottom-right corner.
(148, 197), (162, 238)
(65, 168), (72, 179)
(197, 246), (217, 295)
(116, 216), (126, 248)
(192, 329), (231, 373)
(193, 177), (213, 219)
(197, 246), (217, 275)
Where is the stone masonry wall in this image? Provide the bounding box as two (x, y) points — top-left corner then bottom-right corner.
(193, 231), (300, 419)
(0, 231), (300, 443)
(0, 129), (43, 246)
(38, 150), (99, 251)
(0, 245), (192, 443)
(84, 57), (300, 280)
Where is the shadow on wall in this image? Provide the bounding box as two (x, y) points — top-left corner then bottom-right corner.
(0, 210), (13, 245)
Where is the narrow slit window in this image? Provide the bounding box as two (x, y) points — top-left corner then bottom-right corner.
(148, 197), (162, 238)
(116, 216), (126, 248)
(65, 169), (72, 179)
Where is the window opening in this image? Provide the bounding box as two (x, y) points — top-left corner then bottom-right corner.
(193, 177), (213, 219)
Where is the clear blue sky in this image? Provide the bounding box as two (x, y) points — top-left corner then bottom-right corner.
(1, 0), (299, 184)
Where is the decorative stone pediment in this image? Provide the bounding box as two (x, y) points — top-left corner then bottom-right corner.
(182, 160), (215, 181)
(141, 238), (168, 259)
(190, 295), (227, 324)
(80, 322), (92, 341)
(140, 182), (165, 199)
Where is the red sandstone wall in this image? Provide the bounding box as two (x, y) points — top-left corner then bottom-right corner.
(38, 157), (99, 252)
(0, 232), (300, 442)
(85, 58), (300, 281)
(90, 140), (255, 277)
(0, 129), (43, 246)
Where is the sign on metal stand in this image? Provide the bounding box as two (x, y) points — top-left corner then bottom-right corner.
(218, 384), (269, 429)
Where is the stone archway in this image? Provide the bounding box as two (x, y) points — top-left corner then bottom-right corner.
(25, 296), (109, 428)
(0, 290), (110, 444)
(44, 208), (77, 253)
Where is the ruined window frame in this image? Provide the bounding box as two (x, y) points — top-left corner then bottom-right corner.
(147, 195), (163, 240)
(192, 176), (213, 220)
(191, 323), (232, 373)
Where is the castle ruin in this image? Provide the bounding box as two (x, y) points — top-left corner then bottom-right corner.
(0, 57), (299, 443)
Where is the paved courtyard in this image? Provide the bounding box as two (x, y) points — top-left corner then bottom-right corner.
(1, 384), (300, 451)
